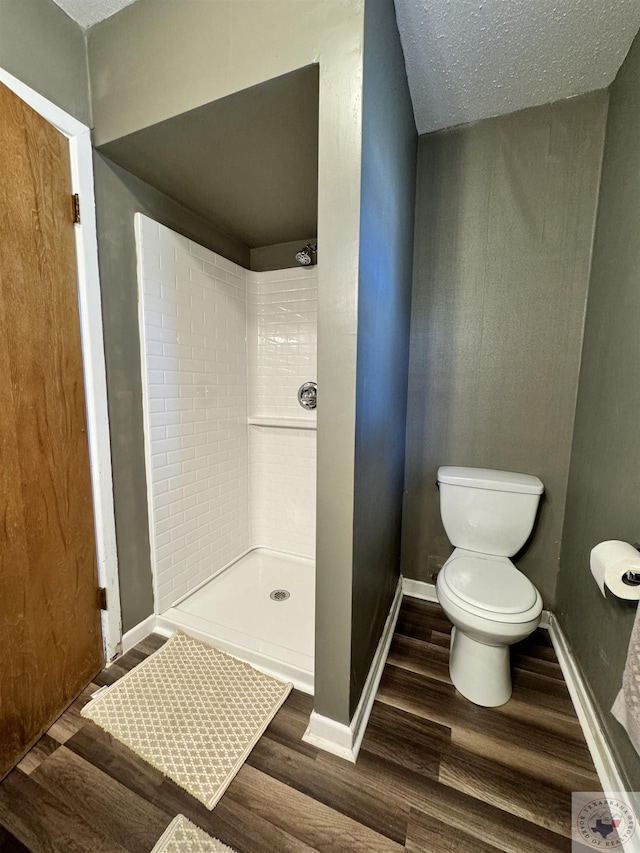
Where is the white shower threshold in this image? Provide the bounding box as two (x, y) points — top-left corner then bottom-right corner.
(156, 547), (315, 694)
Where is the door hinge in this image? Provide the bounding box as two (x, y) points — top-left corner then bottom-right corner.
(98, 587), (108, 611)
(72, 193), (80, 224)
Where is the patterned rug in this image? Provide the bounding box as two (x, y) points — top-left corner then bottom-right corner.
(152, 815), (236, 852)
(81, 632), (292, 809)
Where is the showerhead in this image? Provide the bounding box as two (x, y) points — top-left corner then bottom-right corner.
(295, 243), (317, 266)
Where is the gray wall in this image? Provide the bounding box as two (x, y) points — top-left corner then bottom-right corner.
(556, 31), (640, 790)
(94, 154), (249, 632)
(0, 0), (90, 125)
(402, 92), (608, 606)
(349, 0), (417, 716)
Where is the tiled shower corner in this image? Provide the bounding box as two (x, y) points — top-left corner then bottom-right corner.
(136, 214), (317, 613)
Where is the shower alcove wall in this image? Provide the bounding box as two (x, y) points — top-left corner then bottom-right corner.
(136, 214), (317, 692)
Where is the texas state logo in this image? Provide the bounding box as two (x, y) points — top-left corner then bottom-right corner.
(574, 795), (636, 849)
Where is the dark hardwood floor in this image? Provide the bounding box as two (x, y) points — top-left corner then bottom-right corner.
(0, 597), (600, 851)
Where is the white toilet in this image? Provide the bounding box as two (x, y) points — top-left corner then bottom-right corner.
(435, 466), (544, 707)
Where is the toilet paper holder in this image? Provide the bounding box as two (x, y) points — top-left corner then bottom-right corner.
(622, 544), (640, 585)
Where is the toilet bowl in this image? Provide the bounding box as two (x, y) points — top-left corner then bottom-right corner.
(435, 466), (544, 707)
(436, 549), (542, 706)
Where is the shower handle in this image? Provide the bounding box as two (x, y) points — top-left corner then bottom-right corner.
(298, 382), (317, 410)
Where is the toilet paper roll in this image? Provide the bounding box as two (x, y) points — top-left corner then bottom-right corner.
(590, 540), (640, 599)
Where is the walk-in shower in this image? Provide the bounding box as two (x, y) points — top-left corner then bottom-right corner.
(136, 214), (317, 692)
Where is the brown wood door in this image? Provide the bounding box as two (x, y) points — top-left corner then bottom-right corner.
(0, 82), (104, 778)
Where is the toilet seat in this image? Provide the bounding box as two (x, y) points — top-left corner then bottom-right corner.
(439, 556), (541, 624)
(444, 555), (537, 613)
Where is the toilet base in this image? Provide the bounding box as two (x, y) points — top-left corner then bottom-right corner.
(449, 627), (512, 707)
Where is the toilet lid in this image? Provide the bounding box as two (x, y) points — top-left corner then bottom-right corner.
(444, 557), (537, 614)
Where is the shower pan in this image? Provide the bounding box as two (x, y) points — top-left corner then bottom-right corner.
(135, 214), (318, 692)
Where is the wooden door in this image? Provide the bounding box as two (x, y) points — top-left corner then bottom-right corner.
(0, 82), (104, 778)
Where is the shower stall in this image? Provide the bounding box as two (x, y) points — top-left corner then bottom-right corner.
(136, 214), (317, 692)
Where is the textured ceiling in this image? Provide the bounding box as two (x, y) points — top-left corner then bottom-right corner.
(52, 0), (137, 29)
(394, 0), (640, 134)
(51, 0), (640, 133)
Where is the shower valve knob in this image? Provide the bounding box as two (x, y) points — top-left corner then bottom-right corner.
(298, 382), (317, 410)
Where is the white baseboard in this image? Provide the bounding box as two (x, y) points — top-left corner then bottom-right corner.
(548, 616), (639, 839)
(549, 616), (640, 851)
(538, 609), (552, 630)
(121, 613), (158, 653)
(349, 576), (403, 758)
(303, 575), (404, 762)
(548, 615), (627, 793)
(150, 617), (175, 639)
(302, 711), (357, 762)
(402, 577), (437, 602)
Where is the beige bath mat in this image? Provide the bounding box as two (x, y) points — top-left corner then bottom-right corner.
(81, 632), (292, 808)
(152, 815), (236, 852)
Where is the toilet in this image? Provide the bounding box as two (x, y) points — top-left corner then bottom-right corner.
(435, 466), (544, 707)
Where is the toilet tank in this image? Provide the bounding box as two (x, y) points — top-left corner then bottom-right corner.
(437, 466), (544, 557)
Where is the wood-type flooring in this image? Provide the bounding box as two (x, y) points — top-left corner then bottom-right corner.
(0, 597), (601, 851)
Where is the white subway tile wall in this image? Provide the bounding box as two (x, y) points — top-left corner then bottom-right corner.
(246, 267), (318, 420)
(137, 215), (317, 611)
(249, 426), (317, 557)
(137, 215), (250, 612)
(246, 265), (317, 557)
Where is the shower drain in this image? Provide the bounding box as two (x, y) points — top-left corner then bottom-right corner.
(270, 589), (291, 602)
